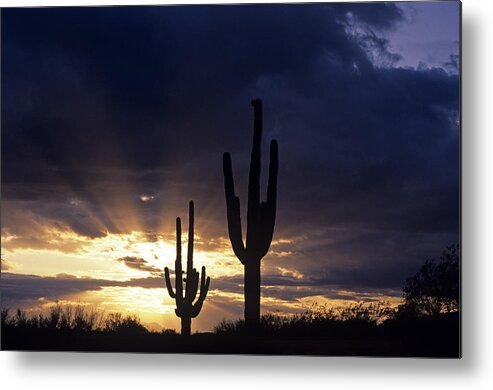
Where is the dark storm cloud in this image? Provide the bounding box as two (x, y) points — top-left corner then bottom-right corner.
(0, 271), (400, 312)
(1, 272), (116, 303)
(210, 272), (401, 302)
(265, 227), (457, 291)
(0, 272), (163, 308)
(1, 3), (459, 291)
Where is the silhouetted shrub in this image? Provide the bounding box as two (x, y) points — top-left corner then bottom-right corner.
(213, 302), (395, 336)
(1, 304), (148, 334)
(1, 309), (10, 326)
(160, 328), (178, 335)
(398, 244), (459, 317)
(1, 302), (459, 356)
(103, 313), (147, 334)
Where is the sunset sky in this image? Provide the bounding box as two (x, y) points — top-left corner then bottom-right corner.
(1, 2), (460, 332)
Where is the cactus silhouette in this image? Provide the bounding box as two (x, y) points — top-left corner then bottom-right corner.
(164, 201), (210, 336)
(222, 98), (279, 329)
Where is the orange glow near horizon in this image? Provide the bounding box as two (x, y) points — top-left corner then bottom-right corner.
(2, 223), (403, 332)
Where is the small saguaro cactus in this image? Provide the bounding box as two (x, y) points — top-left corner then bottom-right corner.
(164, 201), (210, 336)
(222, 98), (279, 329)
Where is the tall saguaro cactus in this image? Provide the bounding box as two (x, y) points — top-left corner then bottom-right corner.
(164, 201), (210, 336)
(223, 98), (279, 328)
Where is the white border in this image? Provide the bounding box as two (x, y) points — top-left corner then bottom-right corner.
(2, 0), (493, 389)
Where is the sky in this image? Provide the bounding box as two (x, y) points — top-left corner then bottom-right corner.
(1, 2), (460, 332)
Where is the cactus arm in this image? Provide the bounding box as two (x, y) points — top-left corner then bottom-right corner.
(199, 266), (210, 299)
(192, 269), (200, 301)
(164, 267), (176, 299)
(223, 152), (246, 263)
(191, 267), (210, 318)
(266, 139), (278, 214)
(190, 304), (202, 319)
(258, 139), (279, 258)
(203, 276), (210, 299)
(257, 203), (270, 259)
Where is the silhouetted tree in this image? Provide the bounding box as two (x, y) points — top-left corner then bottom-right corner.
(400, 244), (459, 317)
(222, 99), (279, 329)
(164, 201), (210, 336)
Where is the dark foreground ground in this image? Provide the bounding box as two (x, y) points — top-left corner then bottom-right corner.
(1, 313), (460, 357)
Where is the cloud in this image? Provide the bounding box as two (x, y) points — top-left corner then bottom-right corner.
(1, 269), (401, 315)
(1, 205), (93, 252)
(117, 256), (162, 276)
(336, 3), (405, 31)
(444, 53), (460, 74)
(1, 258), (11, 271)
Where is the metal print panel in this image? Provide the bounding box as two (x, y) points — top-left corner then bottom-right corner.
(0, 1), (461, 357)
